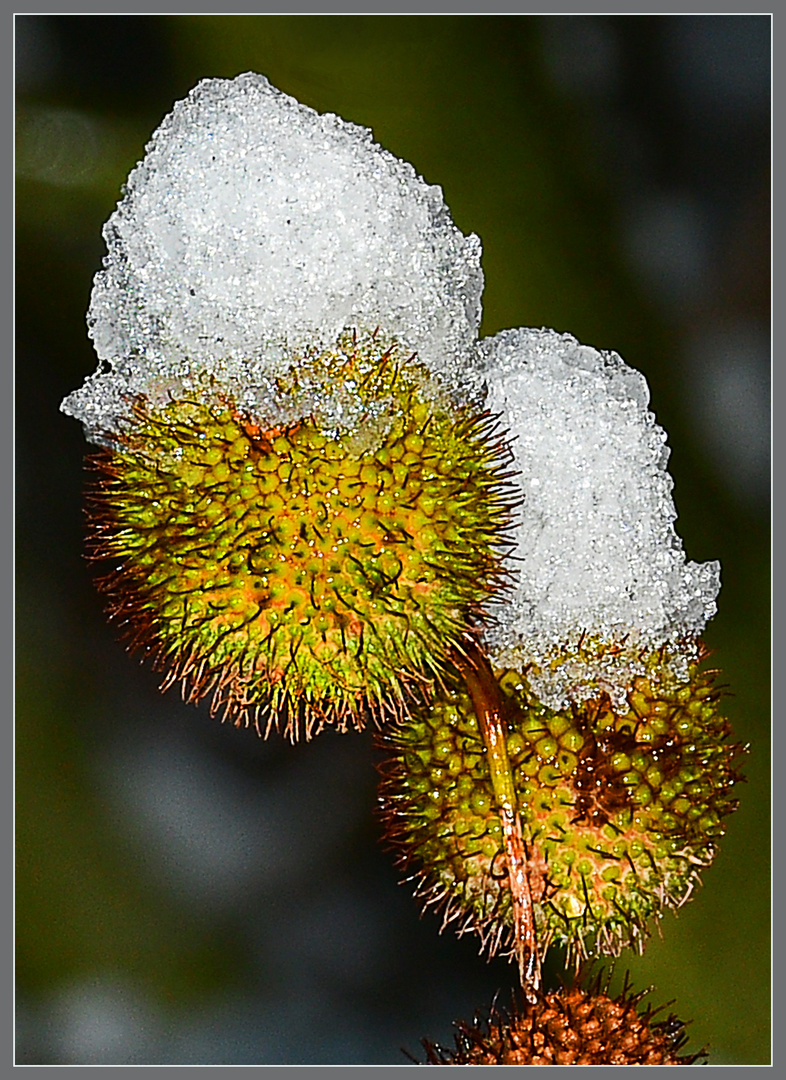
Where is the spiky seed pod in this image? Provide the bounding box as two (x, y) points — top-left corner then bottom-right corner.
(87, 334), (514, 739)
(378, 645), (743, 964)
(420, 979), (706, 1065)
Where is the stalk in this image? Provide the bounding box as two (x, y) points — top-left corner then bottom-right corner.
(453, 637), (541, 1000)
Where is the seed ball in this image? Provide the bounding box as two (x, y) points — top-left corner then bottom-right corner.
(87, 333), (514, 738)
(377, 648), (743, 963)
(420, 981), (706, 1065)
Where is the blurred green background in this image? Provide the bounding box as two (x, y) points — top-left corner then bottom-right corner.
(16, 15), (770, 1064)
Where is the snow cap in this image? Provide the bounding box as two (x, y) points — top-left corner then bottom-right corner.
(480, 327), (720, 709)
(62, 73), (483, 442)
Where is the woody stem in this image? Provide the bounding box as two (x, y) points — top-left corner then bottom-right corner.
(453, 637), (541, 1002)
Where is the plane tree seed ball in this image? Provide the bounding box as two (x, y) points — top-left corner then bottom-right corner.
(89, 336), (514, 738)
(420, 982), (706, 1065)
(378, 648), (743, 962)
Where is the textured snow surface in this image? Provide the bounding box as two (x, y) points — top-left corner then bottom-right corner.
(61, 73), (483, 442)
(480, 328), (721, 708)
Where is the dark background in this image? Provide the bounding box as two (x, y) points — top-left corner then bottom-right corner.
(15, 15), (770, 1064)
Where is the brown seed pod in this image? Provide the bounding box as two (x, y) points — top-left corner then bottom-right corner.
(420, 977), (707, 1065)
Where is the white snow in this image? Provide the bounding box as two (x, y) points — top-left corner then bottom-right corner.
(61, 72), (483, 443)
(480, 327), (720, 709)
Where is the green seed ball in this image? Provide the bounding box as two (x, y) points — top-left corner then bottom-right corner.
(377, 650), (743, 966)
(87, 333), (515, 739)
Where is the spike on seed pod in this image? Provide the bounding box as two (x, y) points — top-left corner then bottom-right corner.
(87, 332), (516, 739)
(377, 642), (744, 965)
(418, 975), (707, 1065)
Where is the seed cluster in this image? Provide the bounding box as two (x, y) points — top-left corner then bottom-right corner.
(378, 648), (742, 963)
(89, 339), (512, 738)
(420, 981), (705, 1065)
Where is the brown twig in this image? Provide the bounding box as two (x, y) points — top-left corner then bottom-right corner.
(453, 637), (541, 1001)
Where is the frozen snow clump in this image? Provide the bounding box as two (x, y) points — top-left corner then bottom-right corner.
(62, 72), (483, 443)
(480, 327), (720, 709)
